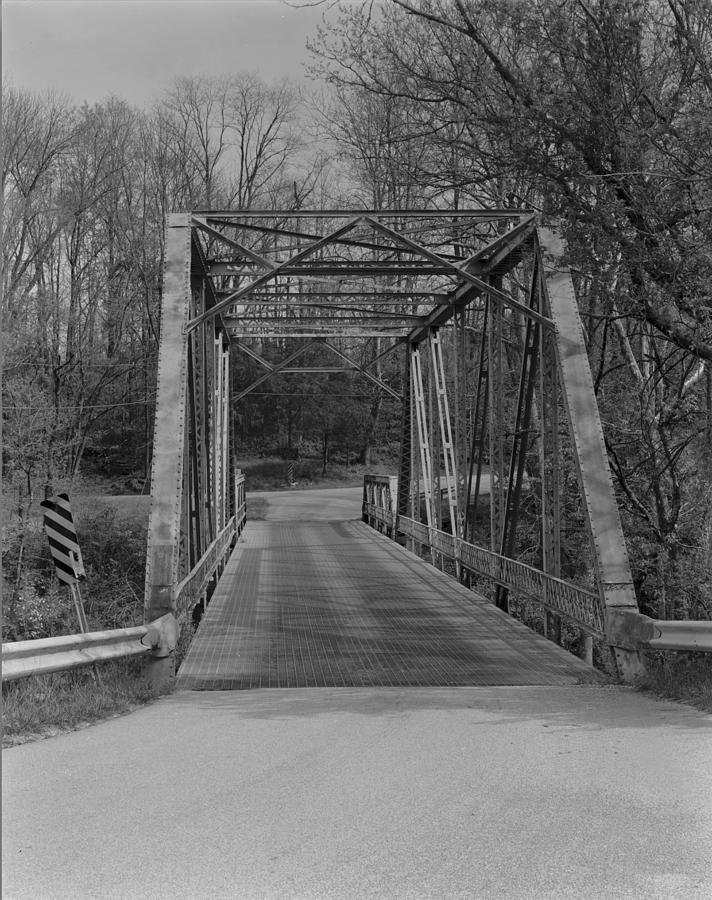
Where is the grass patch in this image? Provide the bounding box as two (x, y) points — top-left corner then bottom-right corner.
(240, 457), (379, 491)
(636, 650), (712, 712)
(2, 656), (161, 747)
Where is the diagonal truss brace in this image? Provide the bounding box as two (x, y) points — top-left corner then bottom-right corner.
(364, 215), (552, 328)
(429, 329), (459, 537)
(187, 216), (366, 333)
(233, 341), (322, 401)
(232, 340), (276, 371)
(321, 341), (402, 401)
(358, 339), (405, 371)
(233, 340), (403, 402)
(410, 344), (436, 532)
(192, 216), (277, 272)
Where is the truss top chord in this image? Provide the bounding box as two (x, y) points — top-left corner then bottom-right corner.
(192, 208), (535, 220)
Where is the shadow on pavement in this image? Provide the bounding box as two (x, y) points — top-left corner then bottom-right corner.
(163, 684), (712, 732)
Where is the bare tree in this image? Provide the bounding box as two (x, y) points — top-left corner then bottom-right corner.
(157, 74), (305, 210)
(312, 0), (712, 358)
(2, 86), (75, 324)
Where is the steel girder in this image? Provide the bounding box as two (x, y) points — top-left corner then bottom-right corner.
(147, 209), (641, 677)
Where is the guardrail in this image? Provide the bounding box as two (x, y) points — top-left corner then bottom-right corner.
(2, 613), (178, 682)
(647, 619), (712, 652)
(606, 610), (712, 653)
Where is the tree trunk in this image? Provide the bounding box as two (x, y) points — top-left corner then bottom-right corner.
(322, 429), (329, 476)
(359, 393), (382, 466)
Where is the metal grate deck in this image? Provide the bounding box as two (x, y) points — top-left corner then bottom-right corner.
(177, 512), (598, 690)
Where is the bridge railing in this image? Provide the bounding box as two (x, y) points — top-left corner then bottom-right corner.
(173, 518), (237, 614)
(172, 472), (246, 615)
(362, 474), (712, 655)
(362, 474), (398, 535)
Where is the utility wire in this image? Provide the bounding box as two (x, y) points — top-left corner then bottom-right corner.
(6, 398), (156, 411)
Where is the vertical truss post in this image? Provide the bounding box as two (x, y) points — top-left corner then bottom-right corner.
(211, 331), (230, 573)
(454, 311), (468, 541)
(396, 344), (413, 526)
(191, 298), (210, 557)
(411, 344), (436, 558)
(488, 286), (506, 585)
(222, 339), (231, 541)
(496, 260), (541, 611)
(427, 347), (441, 536)
(429, 328), (459, 540)
(180, 410), (191, 583)
(145, 215), (191, 634)
(213, 333), (229, 535)
(409, 352), (419, 554)
(465, 299), (490, 545)
(213, 334), (222, 535)
(202, 320), (215, 545)
(539, 295), (563, 645)
(186, 345), (202, 570)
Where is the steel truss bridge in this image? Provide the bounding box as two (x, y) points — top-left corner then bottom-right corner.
(145, 209), (649, 682)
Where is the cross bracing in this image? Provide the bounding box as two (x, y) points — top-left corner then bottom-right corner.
(145, 209), (645, 681)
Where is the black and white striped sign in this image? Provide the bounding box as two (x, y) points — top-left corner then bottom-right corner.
(40, 493), (86, 585)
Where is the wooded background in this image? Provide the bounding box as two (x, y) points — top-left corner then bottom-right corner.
(3, 0), (711, 633)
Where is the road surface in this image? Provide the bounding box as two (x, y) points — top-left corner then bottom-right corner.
(3, 488), (711, 899)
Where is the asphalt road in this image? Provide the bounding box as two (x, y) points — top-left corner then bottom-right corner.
(3, 487), (711, 899)
(3, 685), (711, 900)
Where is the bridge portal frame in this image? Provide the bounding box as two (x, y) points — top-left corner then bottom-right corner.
(145, 210), (644, 680)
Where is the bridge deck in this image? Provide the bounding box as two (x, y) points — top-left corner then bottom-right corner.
(177, 488), (597, 689)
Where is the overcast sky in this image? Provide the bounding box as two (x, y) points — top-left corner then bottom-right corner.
(2, 0), (346, 107)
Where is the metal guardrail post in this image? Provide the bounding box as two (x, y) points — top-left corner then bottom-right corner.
(2, 628), (148, 681)
(144, 613), (180, 692)
(607, 609), (712, 655)
(1, 614), (179, 682)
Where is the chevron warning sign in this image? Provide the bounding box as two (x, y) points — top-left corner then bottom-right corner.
(40, 493), (86, 585)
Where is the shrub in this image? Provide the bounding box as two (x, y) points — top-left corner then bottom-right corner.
(2, 504), (147, 641)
